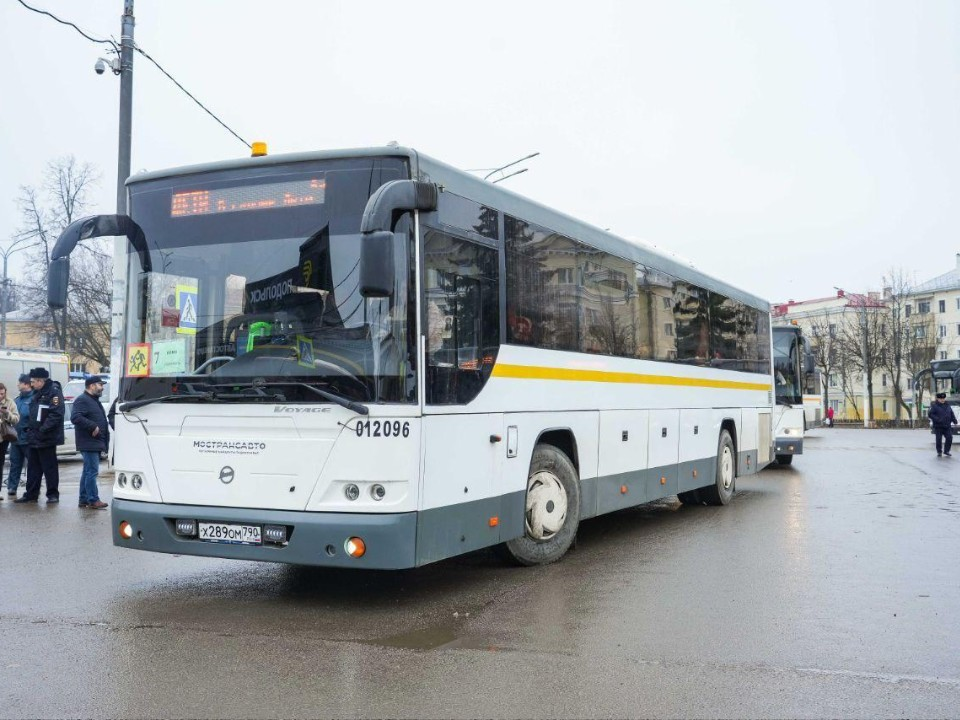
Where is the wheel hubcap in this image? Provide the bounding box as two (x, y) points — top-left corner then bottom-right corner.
(525, 470), (568, 541)
(720, 446), (734, 490)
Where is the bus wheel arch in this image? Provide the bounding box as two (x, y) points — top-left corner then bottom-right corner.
(502, 441), (581, 566)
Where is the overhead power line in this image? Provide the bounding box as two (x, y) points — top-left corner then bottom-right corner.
(16, 0), (118, 52)
(132, 44), (250, 148)
(16, 0), (250, 149)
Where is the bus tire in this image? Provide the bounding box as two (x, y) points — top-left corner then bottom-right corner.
(677, 489), (703, 505)
(775, 454), (793, 466)
(699, 429), (736, 506)
(502, 444), (580, 566)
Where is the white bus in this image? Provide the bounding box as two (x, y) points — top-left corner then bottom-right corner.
(771, 325), (807, 464)
(49, 146), (784, 568)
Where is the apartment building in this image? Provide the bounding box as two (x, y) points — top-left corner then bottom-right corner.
(908, 254), (960, 363)
(772, 291), (904, 422)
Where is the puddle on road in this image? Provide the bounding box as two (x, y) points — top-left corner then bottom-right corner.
(366, 622), (507, 652)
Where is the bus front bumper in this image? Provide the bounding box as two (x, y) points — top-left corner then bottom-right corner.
(111, 498), (418, 569)
(774, 437), (804, 455)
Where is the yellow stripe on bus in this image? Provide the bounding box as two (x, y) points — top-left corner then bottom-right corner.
(491, 364), (771, 391)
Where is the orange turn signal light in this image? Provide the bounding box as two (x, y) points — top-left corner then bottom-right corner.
(620, 485), (628, 494)
(119, 521), (133, 540)
(660, 476), (666, 485)
(251, 141), (268, 157)
(345, 537), (366, 558)
(488, 516), (499, 527)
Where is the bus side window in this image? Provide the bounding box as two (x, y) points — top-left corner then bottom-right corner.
(423, 229), (500, 405)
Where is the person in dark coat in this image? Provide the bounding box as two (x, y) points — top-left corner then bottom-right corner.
(71, 375), (110, 509)
(928, 392), (958, 457)
(14, 367), (64, 504)
(5, 375), (33, 497)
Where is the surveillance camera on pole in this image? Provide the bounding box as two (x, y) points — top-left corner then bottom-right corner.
(94, 56), (121, 76)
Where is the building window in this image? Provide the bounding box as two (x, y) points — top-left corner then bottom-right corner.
(555, 267), (575, 285)
(956, 297), (960, 311)
(940, 351), (948, 360)
(939, 299), (946, 313)
(916, 326), (927, 339)
(830, 399), (841, 412)
(662, 296), (671, 309)
(828, 323), (837, 338)
(829, 374), (838, 388)
(664, 323), (674, 336)
(918, 301), (931, 314)
(882, 374), (887, 386)
(940, 325), (948, 338)
(906, 304), (912, 317)
(882, 400), (888, 413)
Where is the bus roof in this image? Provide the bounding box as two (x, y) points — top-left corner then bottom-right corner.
(128, 146), (770, 312)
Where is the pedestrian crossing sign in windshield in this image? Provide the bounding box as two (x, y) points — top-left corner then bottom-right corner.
(176, 285), (198, 335)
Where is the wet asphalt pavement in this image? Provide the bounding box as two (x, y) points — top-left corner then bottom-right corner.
(1, 428), (959, 718)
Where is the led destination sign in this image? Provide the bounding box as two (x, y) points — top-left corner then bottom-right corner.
(171, 178), (325, 218)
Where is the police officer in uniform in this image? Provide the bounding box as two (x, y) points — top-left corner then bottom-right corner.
(928, 392), (958, 458)
(14, 367), (65, 504)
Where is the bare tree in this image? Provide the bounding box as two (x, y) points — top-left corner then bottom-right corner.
(13, 156), (111, 367)
(808, 316), (840, 412)
(837, 294), (887, 425)
(876, 270), (937, 425)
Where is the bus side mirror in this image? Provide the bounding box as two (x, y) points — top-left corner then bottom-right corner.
(47, 257), (70, 309)
(804, 353), (815, 374)
(359, 231), (395, 298)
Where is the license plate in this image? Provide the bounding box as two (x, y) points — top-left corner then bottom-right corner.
(198, 522), (262, 545)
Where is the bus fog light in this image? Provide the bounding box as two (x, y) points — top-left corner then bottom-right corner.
(344, 483), (360, 501)
(131, 474), (143, 490)
(117, 473), (127, 488)
(264, 524), (287, 544)
(345, 537), (366, 558)
(119, 521), (133, 540)
(175, 519), (197, 537)
(370, 484), (386, 501)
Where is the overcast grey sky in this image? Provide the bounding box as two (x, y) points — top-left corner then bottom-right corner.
(2, 0), (958, 302)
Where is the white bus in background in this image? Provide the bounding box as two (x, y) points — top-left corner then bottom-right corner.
(0, 348), (69, 388)
(802, 369), (824, 429)
(49, 146), (785, 569)
(771, 325), (808, 464)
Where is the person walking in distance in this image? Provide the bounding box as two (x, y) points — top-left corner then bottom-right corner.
(14, 367), (65, 504)
(0, 383), (21, 501)
(825, 405), (835, 428)
(6, 375), (33, 499)
(71, 375), (110, 509)
(928, 392), (958, 458)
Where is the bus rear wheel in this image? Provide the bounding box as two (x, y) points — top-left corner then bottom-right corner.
(502, 444), (580, 566)
(698, 429), (736, 506)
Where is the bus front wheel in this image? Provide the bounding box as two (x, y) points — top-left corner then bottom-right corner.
(502, 444), (580, 566)
(699, 429), (736, 506)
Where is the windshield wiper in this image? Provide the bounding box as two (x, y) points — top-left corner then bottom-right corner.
(119, 391), (217, 412)
(270, 382), (369, 415)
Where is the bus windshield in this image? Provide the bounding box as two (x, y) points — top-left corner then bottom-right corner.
(772, 328), (803, 405)
(121, 156), (416, 405)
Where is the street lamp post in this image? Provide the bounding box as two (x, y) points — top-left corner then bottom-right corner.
(0, 238), (38, 347)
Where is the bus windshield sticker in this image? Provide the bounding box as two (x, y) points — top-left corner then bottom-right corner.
(152, 338), (188, 375)
(176, 285), (199, 336)
(126, 343), (151, 377)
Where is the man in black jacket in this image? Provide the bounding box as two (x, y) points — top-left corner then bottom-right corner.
(14, 367), (64, 504)
(928, 392), (958, 458)
(71, 375), (110, 509)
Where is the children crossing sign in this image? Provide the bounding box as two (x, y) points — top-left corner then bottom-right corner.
(176, 285), (198, 335)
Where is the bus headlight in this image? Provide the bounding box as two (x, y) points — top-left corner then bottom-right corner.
(370, 484), (386, 501)
(117, 472), (128, 488)
(344, 484), (360, 501)
(131, 474), (143, 490)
